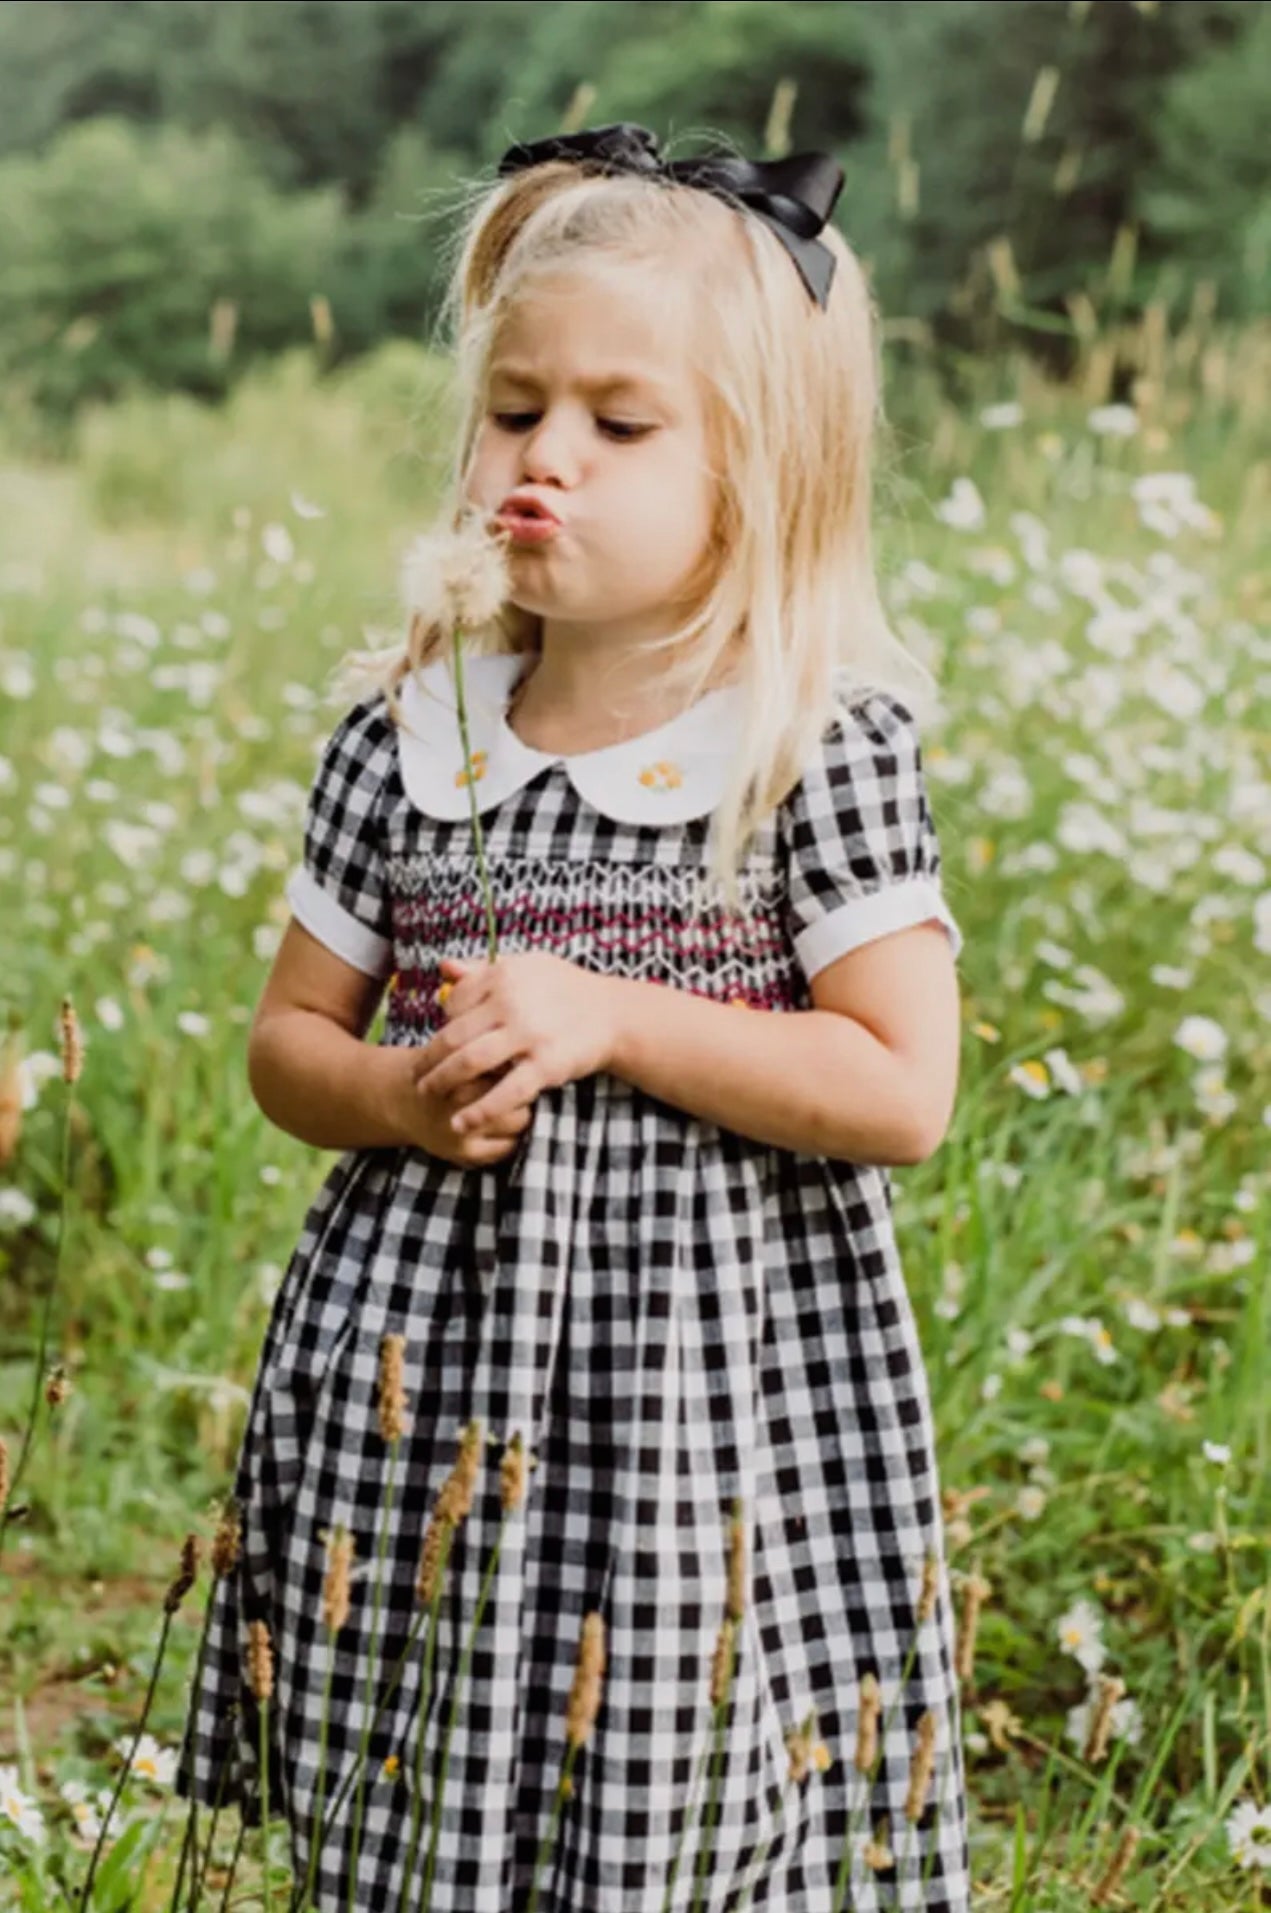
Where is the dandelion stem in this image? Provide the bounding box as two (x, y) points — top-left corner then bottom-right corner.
(451, 629), (500, 963)
(419, 1511), (512, 1912)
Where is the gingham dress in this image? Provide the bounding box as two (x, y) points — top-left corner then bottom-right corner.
(176, 652), (972, 1912)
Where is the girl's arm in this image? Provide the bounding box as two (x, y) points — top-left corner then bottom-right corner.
(246, 920), (414, 1150)
(605, 919), (959, 1166)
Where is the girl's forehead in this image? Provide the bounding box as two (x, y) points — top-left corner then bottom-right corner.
(489, 271), (697, 391)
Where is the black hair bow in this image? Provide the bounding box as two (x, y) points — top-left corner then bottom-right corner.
(496, 121), (845, 311)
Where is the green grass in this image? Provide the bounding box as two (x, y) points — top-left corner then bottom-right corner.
(0, 320), (1268, 1907)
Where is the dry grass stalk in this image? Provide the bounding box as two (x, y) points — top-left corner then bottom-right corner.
(565, 1612), (606, 1751)
(164, 1533), (202, 1615)
(863, 1828), (894, 1871)
(1083, 1674), (1128, 1764)
(917, 1552), (940, 1625)
(377, 1333), (407, 1443)
(438, 1419), (484, 1524)
(500, 1431), (527, 1513)
(1091, 1824), (1141, 1905)
(726, 1501), (746, 1621)
(211, 1497), (242, 1578)
(0, 1027), (22, 1163)
(854, 1672), (881, 1774)
(416, 1512), (452, 1608)
(955, 1570), (991, 1684)
(787, 1722), (812, 1786)
(59, 997), (83, 1084)
(709, 1617), (736, 1708)
(322, 1526), (354, 1633)
(247, 1619), (274, 1702)
(903, 1711), (937, 1822)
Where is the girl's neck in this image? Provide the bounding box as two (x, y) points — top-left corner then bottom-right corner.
(506, 639), (743, 756)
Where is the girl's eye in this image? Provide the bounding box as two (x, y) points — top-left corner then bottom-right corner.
(492, 412), (651, 442)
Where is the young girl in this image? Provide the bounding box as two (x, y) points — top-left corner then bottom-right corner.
(177, 121), (970, 1912)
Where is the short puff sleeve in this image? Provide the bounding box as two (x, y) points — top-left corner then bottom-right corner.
(283, 694), (396, 979)
(779, 691), (963, 984)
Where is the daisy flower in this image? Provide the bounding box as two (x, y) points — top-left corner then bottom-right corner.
(1056, 1597), (1106, 1675)
(1226, 1798), (1271, 1870)
(113, 1732), (177, 1788)
(0, 1764), (46, 1844)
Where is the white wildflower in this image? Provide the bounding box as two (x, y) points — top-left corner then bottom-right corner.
(0, 1188), (38, 1231)
(1173, 1015), (1227, 1062)
(1015, 1485), (1047, 1521)
(1226, 1798), (1271, 1870)
(261, 523), (295, 565)
(114, 1733), (178, 1788)
(0, 1764), (46, 1844)
(1065, 1686), (1143, 1753)
(1056, 1598), (1106, 1675)
(1086, 403), (1139, 438)
(934, 477), (986, 532)
(980, 400), (1024, 430)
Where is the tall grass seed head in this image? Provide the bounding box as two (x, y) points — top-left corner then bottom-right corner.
(322, 1526), (355, 1634)
(246, 1619), (274, 1701)
(211, 1497), (242, 1578)
(164, 1533), (202, 1614)
(377, 1333), (407, 1443)
(59, 997), (84, 1084)
(500, 1430), (527, 1513)
(565, 1611), (606, 1750)
(0, 1028), (23, 1163)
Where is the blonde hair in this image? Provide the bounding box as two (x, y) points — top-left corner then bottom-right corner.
(341, 141), (941, 913)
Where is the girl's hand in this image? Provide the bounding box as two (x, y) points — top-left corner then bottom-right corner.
(393, 1049), (532, 1168)
(413, 952), (618, 1138)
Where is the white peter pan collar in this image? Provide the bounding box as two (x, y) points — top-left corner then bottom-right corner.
(393, 651), (744, 827)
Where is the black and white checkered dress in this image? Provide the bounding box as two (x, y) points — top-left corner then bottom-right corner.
(177, 651), (971, 1911)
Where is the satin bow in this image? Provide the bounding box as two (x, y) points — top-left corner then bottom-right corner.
(496, 121), (845, 310)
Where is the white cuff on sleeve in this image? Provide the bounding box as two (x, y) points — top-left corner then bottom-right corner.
(794, 876), (963, 980)
(284, 867), (394, 977)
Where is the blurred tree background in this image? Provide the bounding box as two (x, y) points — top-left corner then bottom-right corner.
(0, 0), (1266, 436)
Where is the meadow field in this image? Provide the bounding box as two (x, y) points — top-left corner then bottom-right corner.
(0, 308), (1267, 1907)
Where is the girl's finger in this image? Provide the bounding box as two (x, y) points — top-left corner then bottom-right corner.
(452, 1063), (537, 1135)
(445, 1029), (515, 1100)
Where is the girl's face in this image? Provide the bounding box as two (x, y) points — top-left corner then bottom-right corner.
(462, 270), (718, 653)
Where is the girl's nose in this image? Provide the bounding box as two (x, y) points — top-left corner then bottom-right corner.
(519, 413), (578, 487)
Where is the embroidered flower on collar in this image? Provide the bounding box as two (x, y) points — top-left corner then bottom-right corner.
(396, 652), (742, 826)
(637, 759), (684, 792)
